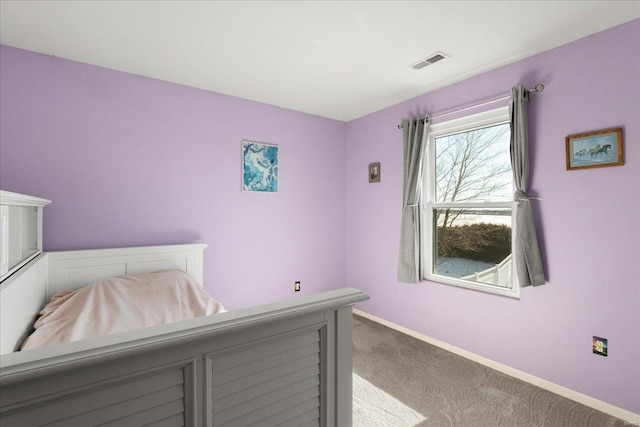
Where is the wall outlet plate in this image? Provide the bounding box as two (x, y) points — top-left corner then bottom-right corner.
(294, 281), (301, 292)
(593, 336), (608, 357)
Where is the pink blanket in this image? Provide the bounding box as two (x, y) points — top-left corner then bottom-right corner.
(21, 270), (225, 350)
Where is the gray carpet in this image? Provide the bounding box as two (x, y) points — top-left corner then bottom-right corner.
(352, 314), (627, 427)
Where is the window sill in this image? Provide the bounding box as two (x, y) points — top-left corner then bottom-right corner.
(423, 274), (521, 299)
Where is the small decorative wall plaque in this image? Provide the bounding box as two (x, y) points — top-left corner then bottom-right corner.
(369, 162), (381, 183)
(593, 336), (608, 357)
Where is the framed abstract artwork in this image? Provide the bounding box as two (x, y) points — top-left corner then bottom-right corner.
(242, 141), (279, 192)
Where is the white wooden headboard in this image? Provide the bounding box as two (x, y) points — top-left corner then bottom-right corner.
(47, 243), (207, 299)
(0, 243), (207, 355)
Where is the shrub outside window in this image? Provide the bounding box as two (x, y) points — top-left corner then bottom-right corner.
(422, 107), (519, 298)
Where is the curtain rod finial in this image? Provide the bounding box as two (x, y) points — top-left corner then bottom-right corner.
(529, 84), (544, 93)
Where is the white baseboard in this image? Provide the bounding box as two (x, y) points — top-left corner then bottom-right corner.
(353, 308), (640, 424)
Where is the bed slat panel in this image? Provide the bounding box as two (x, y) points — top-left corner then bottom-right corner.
(209, 327), (323, 427)
(214, 341), (320, 386)
(212, 330), (319, 373)
(274, 406), (321, 427)
(218, 388), (319, 427)
(259, 397), (321, 427)
(1, 365), (189, 426)
(215, 375), (319, 424)
(148, 412), (185, 427)
(48, 385), (184, 427)
(214, 364), (319, 413)
(97, 399), (184, 427)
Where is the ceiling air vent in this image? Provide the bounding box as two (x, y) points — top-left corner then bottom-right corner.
(411, 52), (448, 70)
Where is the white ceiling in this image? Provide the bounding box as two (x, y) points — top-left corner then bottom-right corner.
(1, 1), (638, 121)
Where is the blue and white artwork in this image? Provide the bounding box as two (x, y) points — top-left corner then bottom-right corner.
(242, 141), (279, 192)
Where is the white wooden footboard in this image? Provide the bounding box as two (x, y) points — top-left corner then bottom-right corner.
(0, 288), (368, 426)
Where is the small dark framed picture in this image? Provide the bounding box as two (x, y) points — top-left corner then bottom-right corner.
(565, 127), (623, 171)
(369, 162), (381, 183)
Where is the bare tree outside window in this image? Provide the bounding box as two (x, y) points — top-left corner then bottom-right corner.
(435, 123), (511, 227)
(430, 122), (514, 288)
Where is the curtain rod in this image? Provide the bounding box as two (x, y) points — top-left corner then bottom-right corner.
(396, 84), (544, 129)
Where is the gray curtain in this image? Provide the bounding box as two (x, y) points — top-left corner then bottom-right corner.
(510, 85), (545, 287)
(397, 117), (429, 283)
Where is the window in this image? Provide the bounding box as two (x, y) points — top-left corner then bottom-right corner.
(422, 107), (519, 297)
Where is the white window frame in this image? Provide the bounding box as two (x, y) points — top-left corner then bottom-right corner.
(421, 106), (520, 298)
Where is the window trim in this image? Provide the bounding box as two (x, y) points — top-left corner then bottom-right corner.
(421, 106), (520, 298)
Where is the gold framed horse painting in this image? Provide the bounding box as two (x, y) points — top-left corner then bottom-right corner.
(565, 127), (623, 171)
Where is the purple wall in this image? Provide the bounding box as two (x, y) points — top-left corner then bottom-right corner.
(0, 45), (347, 310)
(346, 19), (640, 413)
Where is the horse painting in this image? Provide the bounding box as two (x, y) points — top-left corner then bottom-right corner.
(589, 144), (612, 158)
(566, 128), (622, 170)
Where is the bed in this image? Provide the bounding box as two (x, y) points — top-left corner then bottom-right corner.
(0, 191), (368, 426)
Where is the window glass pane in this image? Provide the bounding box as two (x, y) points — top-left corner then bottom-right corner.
(435, 123), (512, 203)
(433, 207), (512, 288)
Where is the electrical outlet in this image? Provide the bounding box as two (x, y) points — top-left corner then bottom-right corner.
(593, 336), (608, 357)
(294, 281), (301, 292)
